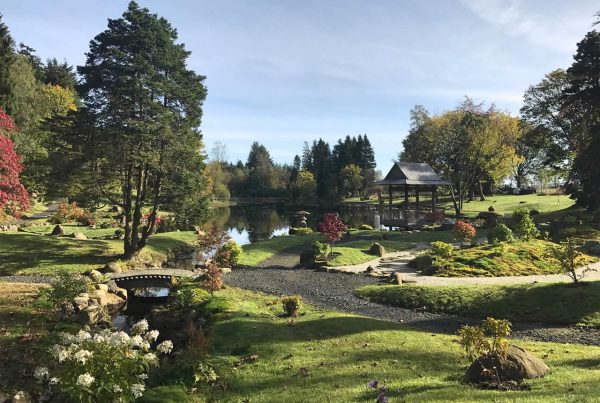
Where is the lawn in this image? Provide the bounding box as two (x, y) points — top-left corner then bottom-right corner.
(422, 240), (597, 277)
(0, 231), (198, 276)
(356, 281), (600, 326)
(178, 287), (600, 402)
(238, 230), (467, 267)
(3, 284), (600, 401)
(438, 194), (575, 217)
(21, 223), (119, 239)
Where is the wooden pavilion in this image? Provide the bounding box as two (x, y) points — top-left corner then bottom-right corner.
(374, 162), (451, 229)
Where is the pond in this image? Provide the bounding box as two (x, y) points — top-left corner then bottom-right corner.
(212, 204), (380, 245)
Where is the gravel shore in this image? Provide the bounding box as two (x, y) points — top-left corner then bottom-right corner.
(226, 267), (600, 346)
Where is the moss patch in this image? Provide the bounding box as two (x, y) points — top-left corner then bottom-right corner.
(424, 240), (597, 277)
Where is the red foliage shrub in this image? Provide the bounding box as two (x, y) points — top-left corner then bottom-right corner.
(51, 202), (85, 224)
(201, 262), (223, 296)
(452, 220), (477, 243)
(0, 108), (29, 217)
(318, 213), (348, 253)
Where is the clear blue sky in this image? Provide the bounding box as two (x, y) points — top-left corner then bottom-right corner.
(2, 0), (597, 170)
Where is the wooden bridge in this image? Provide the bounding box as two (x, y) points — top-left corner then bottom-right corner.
(110, 270), (197, 290)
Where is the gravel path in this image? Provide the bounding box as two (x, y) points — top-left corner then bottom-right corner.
(256, 245), (304, 269)
(0, 275), (53, 283)
(226, 268), (600, 346)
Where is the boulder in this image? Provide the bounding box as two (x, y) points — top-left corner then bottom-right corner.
(389, 272), (402, 285)
(76, 306), (99, 325)
(72, 232), (87, 240)
(439, 219), (456, 231)
(299, 249), (316, 267)
(72, 296), (90, 312)
(95, 283), (109, 292)
(465, 345), (549, 383)
(115, 288), (128, 300)
(582, 240), (600, 256)
(368, 242), (385, 257)
(51, 224), (64, 236)
(105, 280), (119, 294)
(103, 261), (122, 274)
(11, 391), (32, 403)
(88, 269), (104, 282)
(408, 255), (433, 270)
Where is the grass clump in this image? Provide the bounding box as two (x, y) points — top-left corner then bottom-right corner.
(356, 282), (600, 326)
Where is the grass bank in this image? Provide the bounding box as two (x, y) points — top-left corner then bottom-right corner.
(0, 231), (197, 276)
(423, 240), (597, 277)
(356, 282), (600, 326)
(238, 230), (464, 267)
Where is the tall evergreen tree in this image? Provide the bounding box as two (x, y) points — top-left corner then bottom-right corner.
(0, 15), (15, 111)
(60, 1), (209, 258)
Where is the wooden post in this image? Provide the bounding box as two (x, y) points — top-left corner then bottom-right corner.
(404, 186), (409, 209)
(388, 185), (393, 208)
(431, 187), (436, 211)
(415, 188), (420, 211)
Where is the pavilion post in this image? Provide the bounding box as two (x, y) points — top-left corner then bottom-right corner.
(404, 186), (409, 209)
(388, 185), (393, 208)
(431, 187), (436, 211)
(415, 188), (420, 211)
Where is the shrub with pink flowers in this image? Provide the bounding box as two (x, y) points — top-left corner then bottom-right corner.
(452, 220), (477, 244)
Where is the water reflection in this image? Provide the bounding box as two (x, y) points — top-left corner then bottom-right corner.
(212, 204), (379, 245)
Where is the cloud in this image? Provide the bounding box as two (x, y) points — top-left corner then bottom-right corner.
(459, 0), (595, 53)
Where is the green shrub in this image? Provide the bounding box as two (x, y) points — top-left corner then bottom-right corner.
(290, 227), (313, 235)
(170, 287), (209, 314)
(359, 224), (373, 230)
(512, 208), (540, 241)
(488, 206), (495, 212)
(430, 241), (453, 258)
(215, 240), (243, 267)
(494, 223), (514, 243)
(313, 241), (329, 260)
(39, 271), (89, 309)
(281, 295), (302, 317)
(458, 317), (511, 361)
(49, 202), (85, 224)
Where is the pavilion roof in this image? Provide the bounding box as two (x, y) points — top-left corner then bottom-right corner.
(374, 162), (451, 187)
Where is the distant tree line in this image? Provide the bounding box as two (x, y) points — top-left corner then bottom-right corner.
(207, 134), (378, 207)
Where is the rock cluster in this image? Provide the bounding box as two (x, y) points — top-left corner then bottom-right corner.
(0, 224), (19, 232)
(68, 270), (128, 325)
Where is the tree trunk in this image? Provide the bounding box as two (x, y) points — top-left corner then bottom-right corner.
(479, 181), (486, 201)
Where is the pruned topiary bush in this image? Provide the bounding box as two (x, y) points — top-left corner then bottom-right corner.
(430, 241), (454, 258)
(494, 223), (514, 243)
(512, 208), (540, 241)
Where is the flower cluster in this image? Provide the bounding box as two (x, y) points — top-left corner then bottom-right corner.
(37, 321), (172, 402)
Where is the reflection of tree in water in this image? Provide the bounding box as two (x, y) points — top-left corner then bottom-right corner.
(212, 206), (290, 242)
(211, 205), (376, 244)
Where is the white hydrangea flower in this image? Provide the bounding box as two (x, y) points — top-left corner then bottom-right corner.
(59, 332), (75, 344)
(109, 331), (130, 345)
(50, 345), (70, 363)
(112, 384), (123, 393)
(76, 373), (95, 387)
(138, 373), (148, 380)
(143, 352), (158, 365)
(130, 319), (149, 335)
(33, 367), (49, 382)
(130, 383), (145, 398)
(93, 334), (105, 343)
(49, 377), (60, 385)
(74, 349), (93, 364)
(75, 330), (92, 343)
(141, 341), (151, 351)
(130, 335), (144, 348)
(145, 330), (159, 342)
(156, 340), (173, 354)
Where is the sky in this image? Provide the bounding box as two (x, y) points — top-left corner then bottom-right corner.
(2, 0), (598, 170)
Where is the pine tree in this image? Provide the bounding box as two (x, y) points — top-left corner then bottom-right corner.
(63, 1), (209, 258)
